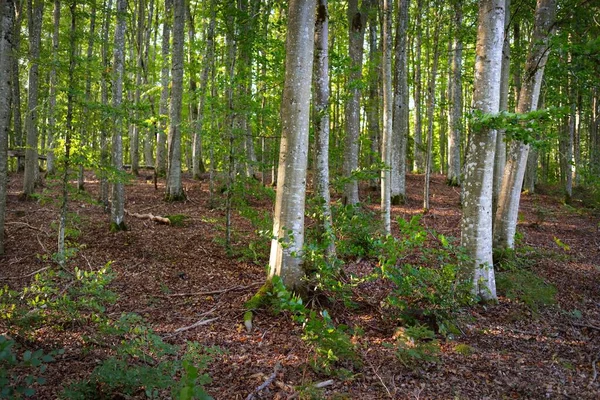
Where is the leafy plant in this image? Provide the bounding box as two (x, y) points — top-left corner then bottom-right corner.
(496, 269), (556, 312)
(331, 204), (381, 259)
(387, 324), (440, 368)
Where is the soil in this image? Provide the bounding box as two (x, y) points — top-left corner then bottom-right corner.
(1, 170), (599, 399)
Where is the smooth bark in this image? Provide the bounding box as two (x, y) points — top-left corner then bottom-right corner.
(268, 0), (316, 290)
(447, 1), (463, 186)
(46, 0), (60, 176)
(413, 0), (424, 173)
(156, 0), (172, 177)
(381, 0), (392, 233)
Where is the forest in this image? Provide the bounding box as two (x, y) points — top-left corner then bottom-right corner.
(0, 0), (599, 398)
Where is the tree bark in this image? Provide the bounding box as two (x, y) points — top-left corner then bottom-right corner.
(447, 1), (462, 186)
(23, 0), (43, 196)
(130, 0), (145, 177)
(110, 0), (127, 231)
(46, 0), (60, 176)
(165, 0), (185, 200)
(366, 0), (379, 190)
(268, 0), (316, 290)
(494, 0), (557, 251)
(10, 0), (23, 172)
(313, 0), (335, 258)
(79, 0), (96, 192)
(460, 0), (505, 301)
(381, 0), (392, 233)
(156, 0), (172, 177)
(99, 0), (113, 210)
(413, 0), (424, 173)
(0, 0), (14, 255)
(391, 0), (410, 204)
(342, 0), (366, 205)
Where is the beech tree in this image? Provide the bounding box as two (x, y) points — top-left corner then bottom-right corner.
(460, 0), (505, 301)
(381, 0), (392, 233)
(0, 0), (14, 255)
(447, 0), (463, 186)
(494, 0), (557, 251)
(268, 0), (316, 290)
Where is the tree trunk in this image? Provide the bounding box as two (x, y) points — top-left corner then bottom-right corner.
(269, 0), (316, 290)
(413, 0), (424, 173)
(110, 0), (127, 231)
(0, 0), (14, 255)
(423, 10), (441, 211)
(342, 0), (366, 205)
(366, 0), (379, 190)
(99, 0), (113, 210)
(392, 0), (410, 204)
(493, 0), (510, 212)
(165, 0), (185, 201)
(23, 0), (43, 196)
(447, 1), (462, 186)
(46, 0), (59, 176)
(460, 0), (505, 301)
(130, 0), (144, 177)
(494, 0), (557, 251)
(10, 0), (23, 172)
(313, 0), (335, 258)
(156, 0), (172, 177)
(381, 0), (392, 233)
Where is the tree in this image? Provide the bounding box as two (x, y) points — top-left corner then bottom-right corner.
(494, 0), (557, 251)
(342, 0), (366, 205)
(447, 0), (463, 186)
(156, 0), (172, 177)
(391, 0), (410, 205)
(460, 0), (505, 301)
(412, 0), (424, 173)
(22, 0), (43, 197)
(110, 0), (127, 231)
(0, 0), (15, 255)
(165, 0), (185, 201)
(99, 0), (113, 210)
(381, 0), (392, 233)
(313, 0), (335, 258)
(46, 0), (60, 176)
(268, 0), (316, 290)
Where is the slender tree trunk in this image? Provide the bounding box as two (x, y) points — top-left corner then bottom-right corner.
(366, 0), (379, 190)
(493, 0), (510, 212)
(512, 21), (521, 110)
(392, 0), (410, 204)
(565, 60), (575, 202)
(130, 0), (144, 176)
(0, 0), (14, 255)
(413, 0), (424, 173)
(342, 0), (366, 205)
(380, 0), (392, 233)
(269, 0), (316, 290)
(11, 0), (23, 172)
(110, 0), (127, 231)
(58, 2), (77, 264)
(313, 0), (335, 257)
(99, 0), (112, 210)
(494, 0), (557, 251)
(423, 10), (440, 211)
(47, 0), (60, 176)
(460, 0), (505, 301)
(142, 0), (154, 168)
(156, 0), (171, 177)
(574, 92), (581, 185)
(23, 0), (43, 196)
(165, 0), (185, 200)
(447, 1), (462, 186)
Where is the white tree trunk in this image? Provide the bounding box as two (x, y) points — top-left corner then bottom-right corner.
(110, 0), (127, 231)
(391, 0), (410, 204)
(493, 0), (557, 251)
(381, 0), (392, 234)
(46, 0), (59, 176)
(460, 0), (505, 301)
(412, 0), (424, 173)
(0, 0), (14, 255)
(313, 0), (335, 258)
(342, 0), (366, 205)
(23, 0), (43, 196)
(99, 0), (112, 210)
(269, 0), (316, 290)
(447, 1), (462, 186)
(130, 0), (144, 176)
(166, 0), (185, 200)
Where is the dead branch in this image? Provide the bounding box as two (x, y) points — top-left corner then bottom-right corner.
(5, 221), (50, 236)
(590, 354), (599, 387)
(572, 322), (600, 331)
(0, 266), (51, 280)
(286, 380), (334, 400)
(163, 283), (262, 298)
(164, 317), (219, 339)
(246, 362), (281, 400)
(125, 209), (171, 225)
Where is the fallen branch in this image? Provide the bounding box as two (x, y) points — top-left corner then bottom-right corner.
(286, 380), (334, 400)
(0, 266), (51, 280)
(246, 362), (281, 400)
(5, 222), (50, 236)
(572, 322), (600, 331)
(164, 317), (219, 339)
(164, 283), (262, 298)
(125, 209), (171, 225)
(590, 354), (599, 387)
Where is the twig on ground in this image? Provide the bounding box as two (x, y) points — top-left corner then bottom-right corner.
(286, 380), (334, 400)
(36, 234), (47, 253)
(125, 209), (171, 225)
(5, 221), (50, 236)
(364, 351), (394, 398)
(246, 362), (281, 400)
(572, 322), (600, 331)
(164, 317), (219, 339)
(589, 354), (599, 387)
(163, 283), (261, 298)
(0, 266), (51, 280)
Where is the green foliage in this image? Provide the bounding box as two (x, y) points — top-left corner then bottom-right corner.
(380, 216), (475, 334)
(166, 214), (188, 226)
(386, 324), (440, 368)
(331, 204), (380, 259)
(453, 343), (474, 356)
(64, 316), (215, 399)
(265, 277), (359, 376)
(0, 336), (61, 399)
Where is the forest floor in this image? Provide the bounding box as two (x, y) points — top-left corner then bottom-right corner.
(1, 170), (599, 399)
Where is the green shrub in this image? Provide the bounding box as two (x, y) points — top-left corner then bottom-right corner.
(331, 204), (381, 259)
(496, 269), (556, 312)
(386, 324), (439, 368)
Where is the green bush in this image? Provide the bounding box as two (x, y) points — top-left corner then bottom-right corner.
(331, 204), (381, 259)
(386, 324), (440, 368)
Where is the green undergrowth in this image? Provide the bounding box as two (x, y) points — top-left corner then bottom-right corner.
(0, 265), (215, 399)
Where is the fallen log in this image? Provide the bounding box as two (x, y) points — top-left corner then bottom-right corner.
(124, 209), (171, 225)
